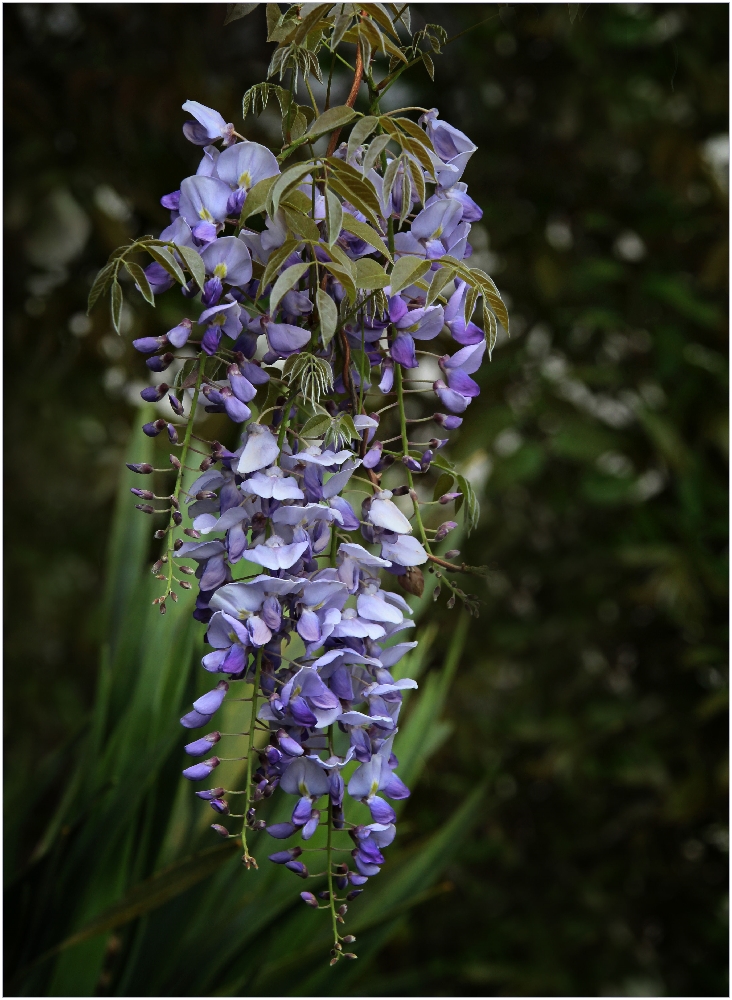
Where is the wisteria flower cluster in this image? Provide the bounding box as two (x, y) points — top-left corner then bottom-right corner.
(89, 2), (507, 963)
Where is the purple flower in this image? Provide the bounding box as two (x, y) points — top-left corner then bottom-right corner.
(182, 100), (236, 147)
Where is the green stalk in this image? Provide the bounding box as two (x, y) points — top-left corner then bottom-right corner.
(241, 647), (263, 869)
(163, 359), (204, 607)
(326, 724), (339, 956)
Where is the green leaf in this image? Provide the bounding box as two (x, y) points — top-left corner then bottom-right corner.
(325, 187), (343, 247)
(34, 843), (240, 964)
(322, 261), (357, 303)
(124, 261), (154, 307)
(316, 287), (338, 348)
(225, 2), (259, 23)
(432, 472), (455, 502)
(328, 158), (383, 223)
(145, 244), (186, 285)
(341, 212), (392, 261)
(268, 261), (311, 316)
(347, 115), (379, 158)
(457, 474), (480, 535)
(175, 245), (205, 291)
(87, 262), (115, 315)
(303, 105), (358, 140)
(355, 257), (389, 290)
(282, 206), (320, 241)
(242, 174), (278, 219)
(389, 254), (432, 293)
(269, 160), (316, 216)
(290, 109), (308, 141)
(110, 279), (123, 334)
(300, 413), (332, 439)
(362, 132), (393, 174)
(258, 238), (300, 299)
(426, 265), (455, 306)
(431, 452), (456, 474)
(422, 51), (435, 79)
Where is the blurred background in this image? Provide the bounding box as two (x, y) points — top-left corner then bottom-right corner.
(4, 3), (728, 996)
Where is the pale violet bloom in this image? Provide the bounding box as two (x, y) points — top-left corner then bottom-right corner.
(241, 469), (304, 500)
(368, 495), (413, 534)
(246, 535), (309, 571)
(201, 236), (252, 287)
(237, 424), (279, 475)
(179, 175), (232, 242)
(266, 322), (311, 359)
(217, 140), (280, 214)
(182, 100), (236, 146)
(380, 534), (429, 567)
(419, 108), (477, 188)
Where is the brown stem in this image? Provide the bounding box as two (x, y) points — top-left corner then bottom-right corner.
(427, 554), (486, 576)
(325, 45), (364, 157)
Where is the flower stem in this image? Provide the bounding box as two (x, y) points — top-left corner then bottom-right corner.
(241, 647), (262, 869)
(163, 359), (204, 608)
(326, 724), (339, 953)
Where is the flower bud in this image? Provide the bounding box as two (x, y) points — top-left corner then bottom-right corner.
(169, 394), (184, 416)
(210, 798), (229, 814)
(154, 529), (166, 539)
(135, 504), (155, 514)
(390, 484), (409, 496)
(434, 413), (463, 430)
(182, 756), (220, 781)
(269, 847), (303, 864)
(195, 786), (225, 800)
(184, 732), (221, 756)
(142, 422), (162, 438)
(146, 352), (175, 372)
(438, 492), (462, 504)
(434, 520), (457, 542)
(285, 860), (309, 878)
(172, 511), (182, 525)
(140, 383), (170, 403)
(447, 595), (456, 609)
(133, 336), (165, 353)
(127, 462), (154, 475)
(445, 548), (460, 558)
(199, 456), (214, 471)
(167, 423), (179, 444)
(346, 889), (364, 900)
(184, 528), (201, 538)
(211, 824), (229, 837)
(300, 891), (318, 908)
(402, 456), (421, 473)
(130, 489), (154, 500)
(170, 453), (182, 469)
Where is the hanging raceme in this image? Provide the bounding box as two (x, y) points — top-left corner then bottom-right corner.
(87, 1), (507, 964)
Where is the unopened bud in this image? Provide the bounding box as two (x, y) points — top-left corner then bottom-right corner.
(167, 423), (179, 444)
(179, 580), (192, 590)
(210, 824), (229, 838)
(131, 488), (154, 500)
(346, 889), (363, 900)
(343, 935), (356, 943)
(338, 904), (348, 916)
(301, 891), (318, 908)
(391, 484), (409, 496)
(146, 352), (175, 373)
(174, 538), (183, 550)
(140, 383), (169, 403)
(184, 528), (200, 538)
(199, 456), (214, 471)
(170, 453), (181, 469)
(402, 456), (421, 473)
(434, 520), (457, 542)
(135, 504), (155, 514)
(196, 490), (218, 500)
(179, 564), (194, 574)
(433, 585), (441, 600)
(170, 495), (180, 509)
(169, 394), (184, 416)
(127, 462), (154, 475)
(344, 953), (357, 960)
(154, 529), (166, 540)
(447, 595), (456, 609)
(172, 511), (182, 525)
(409, 489), (419, 503)
(445, 549), (460, 559)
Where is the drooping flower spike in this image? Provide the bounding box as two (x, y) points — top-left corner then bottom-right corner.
(88, 2), (509, 966)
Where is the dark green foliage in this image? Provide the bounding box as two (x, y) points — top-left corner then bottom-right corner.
(4, 3), (727, 996)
